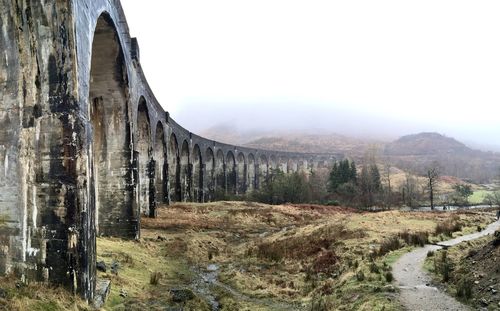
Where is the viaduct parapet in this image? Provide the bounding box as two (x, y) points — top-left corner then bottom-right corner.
(0, 0), (339, 301)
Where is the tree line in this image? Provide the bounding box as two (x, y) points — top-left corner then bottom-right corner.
(249, 157), (484, 209)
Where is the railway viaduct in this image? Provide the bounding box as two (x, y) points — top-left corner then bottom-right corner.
(0, 0), (337, 302)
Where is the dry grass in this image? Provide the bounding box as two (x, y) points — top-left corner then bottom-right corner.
(1, 202), (494, 311)
(435, 215), (463, 236)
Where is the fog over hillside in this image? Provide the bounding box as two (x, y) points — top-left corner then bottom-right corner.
(121, 1), (500, 153)
(195, 117), (500, 153)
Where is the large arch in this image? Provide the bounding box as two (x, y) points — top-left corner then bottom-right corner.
(236, 152), (246, 194)
(247, 154), (256, 192)
(168, 133), (180, 203)
(226, 151), (237, 195)
(214, 149), (225, 199)
(89, 13), (136, 238)
(192, 145), (203, 202)
(180, 140), (190, 201)
(154, 122), (167, 209)
(136, 98), (152, 217)
(205, 148), (215, 202)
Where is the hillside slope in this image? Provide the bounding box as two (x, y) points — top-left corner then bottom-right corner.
(383, 133), (500, 183)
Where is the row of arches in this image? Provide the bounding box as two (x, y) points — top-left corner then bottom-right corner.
(88, 13), (325, 239)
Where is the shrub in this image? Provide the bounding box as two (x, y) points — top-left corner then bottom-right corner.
(378, 236), (401, 257)
(399, 231), (429, 247)
(427, 250), (434, 257)
(369, 262), (380, 274)
(456, 277), (473, 299)
(385, 271), (393, 282)
(435, 217), (462, 237)
(150, 271), (162, 285)
(311, 250), (339, 274)
(356, 270), (365, 282)
(310, 295), (334, 311)
(433, 250), (452, 282)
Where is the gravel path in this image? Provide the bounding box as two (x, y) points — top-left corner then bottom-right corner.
(393, 220), (500, 311)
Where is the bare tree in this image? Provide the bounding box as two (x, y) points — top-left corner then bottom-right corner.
(382, 160), (392, 207)
(427, 162), (440, 210)
(404, 171), (418, 208)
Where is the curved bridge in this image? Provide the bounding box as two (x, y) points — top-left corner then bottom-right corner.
(0, 0), (337, 301)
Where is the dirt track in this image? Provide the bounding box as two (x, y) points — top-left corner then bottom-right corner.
(393, 220), (500, 311)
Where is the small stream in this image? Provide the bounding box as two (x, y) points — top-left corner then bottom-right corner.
(190, 263), (306, 311)
(190, 264), (220, 310)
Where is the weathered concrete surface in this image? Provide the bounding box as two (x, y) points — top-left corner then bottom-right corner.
(0, 0), (339, 301)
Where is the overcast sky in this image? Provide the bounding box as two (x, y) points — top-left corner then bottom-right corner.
(120, 0), (500, 150)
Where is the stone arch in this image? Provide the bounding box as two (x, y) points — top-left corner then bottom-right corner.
(214, 149), (225, 199)
(136, 98), (152, 217)
(205, 147), (215, 201)
(258, 154), (268, 189)
(247, 154), (256, 192)
(89, 13), (136, 238)
(270, 155), (278, 170)
(180, 140), (190, 201)
(298, 159), (308, 174)
(236, 152), (246, 194)
(168, 133), (180, 203)
(288, 158), (298, 173)
(278, 156), (288, 173)
(226, 151), (237, 195)
(269, 155), (278, 180)
(192, 144), (203, 202)
(154, 122), (167, 209)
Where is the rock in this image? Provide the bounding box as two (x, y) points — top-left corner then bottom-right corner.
(383, 285), (396, 292)
(475, 281), (480, 285)
(111, 260), (119, 275)
(93, 279), (111, 309)
(119, 289), (128, 298)
(170, 288), (195, 303)
(207, 264), (218, 272)
(96, 261), (107, 272)
(479, 298), (489, 307)
(492, 289), (497, 294)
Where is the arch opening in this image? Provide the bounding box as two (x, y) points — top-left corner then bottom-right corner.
(205, 148), (215, 202)
(258, 155), (268, 189)
(247, 154), (256, 192)
(154, 122), (167, 208)
(214, 150), (225, 200)
(168, 134), (180, 203)
(180, 140), (190, 201)
(236, 152), (246, 194)
(226, 151), (237, 195)
(192, 145), (203, 202)
(136, 99), (152, 217)
(89, 13), (136, 238)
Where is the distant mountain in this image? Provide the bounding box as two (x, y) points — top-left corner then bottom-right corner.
(383, 132), (499, 183)
(384, 132), (471, 156)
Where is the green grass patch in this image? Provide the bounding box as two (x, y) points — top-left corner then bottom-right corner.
(469, 190), (493, 204)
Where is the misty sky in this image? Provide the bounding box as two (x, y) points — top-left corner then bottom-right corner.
(120, 0), (500, 150)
